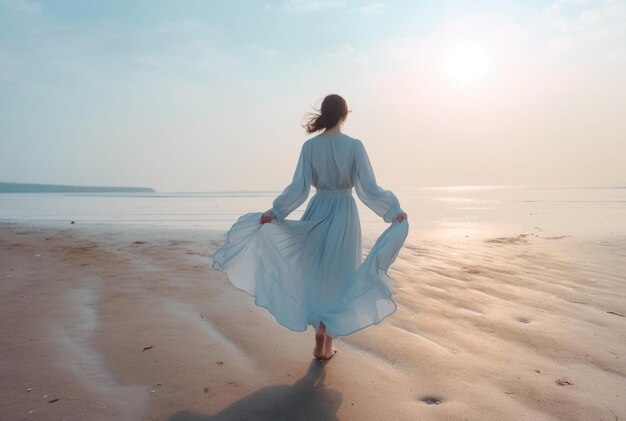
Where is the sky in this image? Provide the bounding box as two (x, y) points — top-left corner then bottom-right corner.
(1, 0), (625, 192)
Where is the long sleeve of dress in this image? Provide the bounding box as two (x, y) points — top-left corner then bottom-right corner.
(354, 140), (404, 223)
(268, 143), (312, 221)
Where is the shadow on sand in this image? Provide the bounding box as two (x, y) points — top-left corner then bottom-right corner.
(167, 359), (342, 421)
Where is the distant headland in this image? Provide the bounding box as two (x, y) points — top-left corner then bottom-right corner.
(0, 182), (155, 193)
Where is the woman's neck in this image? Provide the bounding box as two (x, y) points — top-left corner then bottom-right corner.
(322, 124), (342, 136)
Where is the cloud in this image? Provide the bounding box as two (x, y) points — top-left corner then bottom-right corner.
(281, 0), (382, 14)
(156, 19), (215, 34)
(0, 0), (41, 13)
(377, 36), (423, 62)
(246, 44), (281, 57)
(0, 6), (237, 88)
(283, 0), (345, 13)
(539, 0), (626, 53)
(350, 3), (384, 14)
(323, 43), (355, 58)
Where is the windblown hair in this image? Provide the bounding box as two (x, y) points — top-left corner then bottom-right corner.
(303, 94), (349, 134)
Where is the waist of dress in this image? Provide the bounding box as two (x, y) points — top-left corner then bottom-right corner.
(314, 187), (353, 196)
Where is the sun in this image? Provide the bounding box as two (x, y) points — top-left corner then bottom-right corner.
(443, 41), (491, 83)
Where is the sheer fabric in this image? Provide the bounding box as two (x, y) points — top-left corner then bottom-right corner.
(212, 133), (408, 338)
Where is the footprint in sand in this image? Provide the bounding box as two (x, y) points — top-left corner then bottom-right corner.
(485, 235), (529, 245)
(419, 396), (443, 405)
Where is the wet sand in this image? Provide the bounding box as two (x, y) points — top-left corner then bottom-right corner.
(1, 221), (625, 420)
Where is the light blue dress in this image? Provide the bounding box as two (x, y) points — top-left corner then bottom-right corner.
(212, 133), (408, 338)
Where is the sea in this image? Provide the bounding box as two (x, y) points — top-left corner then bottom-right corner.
(1, 186), (624, 241)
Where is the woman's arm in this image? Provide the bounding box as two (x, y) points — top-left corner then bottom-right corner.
(262, 142), (312, 223)
(354, 140), (406, 223)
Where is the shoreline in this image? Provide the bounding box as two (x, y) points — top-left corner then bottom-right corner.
(1, 221), (625, 420)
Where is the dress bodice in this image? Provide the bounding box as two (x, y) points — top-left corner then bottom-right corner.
(269, 132), (404, 223)
(308, 134), (357, 191)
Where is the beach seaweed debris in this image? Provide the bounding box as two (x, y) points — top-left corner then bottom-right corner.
(142, 346), (154, 352)
(420, 396), (442, 405)
(555, 378), (573, 386)
(485, 234), (529, 245)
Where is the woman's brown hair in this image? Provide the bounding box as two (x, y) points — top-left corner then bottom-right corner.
(303, 94), (349, 134)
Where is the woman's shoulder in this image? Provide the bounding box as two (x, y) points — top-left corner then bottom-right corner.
(341, 134), (365, 151)
(340, 133), (361, 144)
(307, 132), (361, 143)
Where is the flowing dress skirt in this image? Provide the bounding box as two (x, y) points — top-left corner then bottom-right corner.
(212, 189), (409, 338)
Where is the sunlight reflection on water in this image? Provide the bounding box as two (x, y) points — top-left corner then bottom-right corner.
(1, 186), (625, 240)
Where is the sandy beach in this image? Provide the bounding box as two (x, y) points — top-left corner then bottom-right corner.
(1, 220), (625, 420)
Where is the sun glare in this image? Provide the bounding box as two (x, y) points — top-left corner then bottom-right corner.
(443, 41), (491, 83)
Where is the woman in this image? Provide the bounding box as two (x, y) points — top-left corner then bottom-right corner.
(212, 94), (408, 361)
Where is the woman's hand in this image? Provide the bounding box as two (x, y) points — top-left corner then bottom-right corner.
(260, 211), (276, 224)
(395, 212), (408, 223)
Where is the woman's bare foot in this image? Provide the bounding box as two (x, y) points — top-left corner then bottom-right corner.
(313, 323), (326, 359)
(317, 348), (337, 361)
(318, 333), (337, 360)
